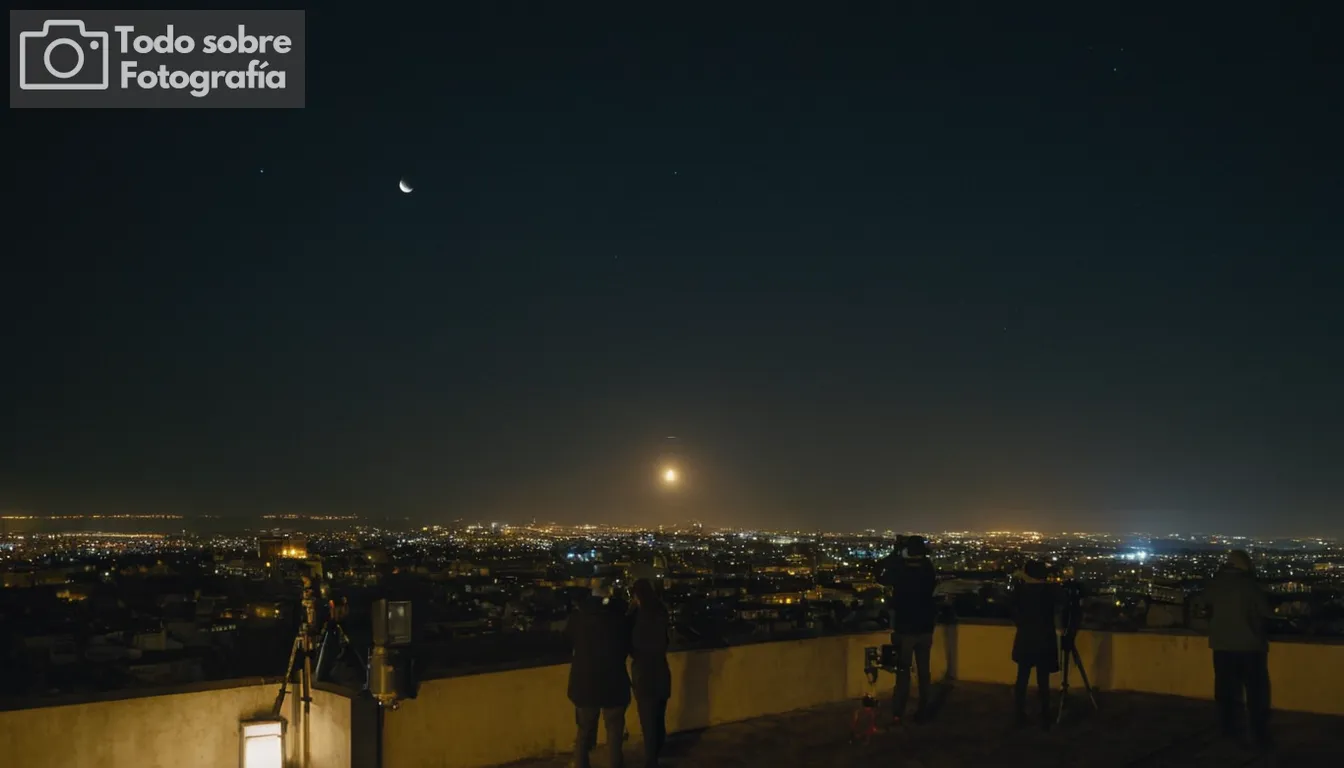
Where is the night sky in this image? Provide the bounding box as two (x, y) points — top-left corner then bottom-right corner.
(6, 5), (1342, 535)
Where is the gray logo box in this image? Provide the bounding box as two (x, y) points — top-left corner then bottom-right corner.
(10, 9), (305, 108)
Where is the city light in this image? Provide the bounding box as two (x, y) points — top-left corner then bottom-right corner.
(663, 467), (678, 485)
(2, 512), (1339, 707)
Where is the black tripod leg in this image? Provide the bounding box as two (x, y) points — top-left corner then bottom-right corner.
(271, 634), (302, 718)
(1056, 647), (1073, 724)
(1070, 648), (1099, 710)
(1056, 669), (1069, 723)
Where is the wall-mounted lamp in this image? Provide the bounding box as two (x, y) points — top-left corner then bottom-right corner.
(240, 718), (285, 768)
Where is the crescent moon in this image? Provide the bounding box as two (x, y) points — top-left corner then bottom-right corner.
(398, 179), (413, 194)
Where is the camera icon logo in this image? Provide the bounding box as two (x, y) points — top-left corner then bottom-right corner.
(18, 19), (110, 90)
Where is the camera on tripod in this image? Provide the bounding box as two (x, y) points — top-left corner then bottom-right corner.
(1060, 580), (1085, 653)
(851, 645), (899, 743)
(1055, 578), (1098, 723)
(862, 645), (900, 680)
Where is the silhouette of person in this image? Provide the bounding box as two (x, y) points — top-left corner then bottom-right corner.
(565, 579), (632, 768)
(879, 535), (938, 724)
(1010, 560), (1060, 729)
(1193, 550), (1273, 748)
(629, 578), (672, 767)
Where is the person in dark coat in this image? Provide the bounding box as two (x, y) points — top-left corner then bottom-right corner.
(565, 579), (632, 768)
(878, 535), (938, 723)
(1010, 560), (1060, 729)
(629, 578), (672, 767)
(1192, 550), (1273, 747)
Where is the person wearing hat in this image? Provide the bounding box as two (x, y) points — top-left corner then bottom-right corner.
(880, 534), (938, 724)
(564, 578), (633, 768)
(1010, 560), (1060, 729)
(1192, 550), (1273, 747)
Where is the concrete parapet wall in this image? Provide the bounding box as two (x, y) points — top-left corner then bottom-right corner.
(382, 625), (1344, 767)
(0, 680), (351, 768)
(1, 625), (1338, 768)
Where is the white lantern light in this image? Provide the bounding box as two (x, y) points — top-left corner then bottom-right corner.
(240, 719), (284, 768)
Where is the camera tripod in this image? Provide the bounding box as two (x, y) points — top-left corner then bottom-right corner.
(1056, 632), (1098, 724)
(851, 646), (898, 743)
(272, 579), (352, 768)
(315, 599), (359, 682)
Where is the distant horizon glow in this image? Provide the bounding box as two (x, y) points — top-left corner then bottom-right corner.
(0, 511), (1336, 544)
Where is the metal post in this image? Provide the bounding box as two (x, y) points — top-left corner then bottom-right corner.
(375, 703), (385, 768)
(302, 646), (313, 768)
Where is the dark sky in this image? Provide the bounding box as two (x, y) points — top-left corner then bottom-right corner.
(6, 4), (1342, 535)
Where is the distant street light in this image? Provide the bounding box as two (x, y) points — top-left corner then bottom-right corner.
(662, 468), (678, 485)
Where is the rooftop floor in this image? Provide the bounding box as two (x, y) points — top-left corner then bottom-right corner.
(500, 681), (1339, 767)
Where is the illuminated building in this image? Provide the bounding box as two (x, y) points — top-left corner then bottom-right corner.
(258, 535), (308, 562)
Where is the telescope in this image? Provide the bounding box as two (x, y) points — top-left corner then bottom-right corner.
(367, 599), (417, 709)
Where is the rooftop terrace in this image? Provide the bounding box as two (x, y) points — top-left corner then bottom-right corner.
(502, 681), (1337, 767)
(3, 623), (1341, 767)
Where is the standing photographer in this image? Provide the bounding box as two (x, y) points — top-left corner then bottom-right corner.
(1192, 550), (1273, 748)
(879, 535), (938, 724)
(565, 579), (632, 768)
(1011, 560), (1060, 729)
(629, 578), (672, 768)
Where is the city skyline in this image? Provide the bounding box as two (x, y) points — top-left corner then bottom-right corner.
(7, 5), (1342, 535)
(0, 509), (1336, 543)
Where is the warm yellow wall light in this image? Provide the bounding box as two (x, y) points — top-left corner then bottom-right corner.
(240, 719), (284, 768)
